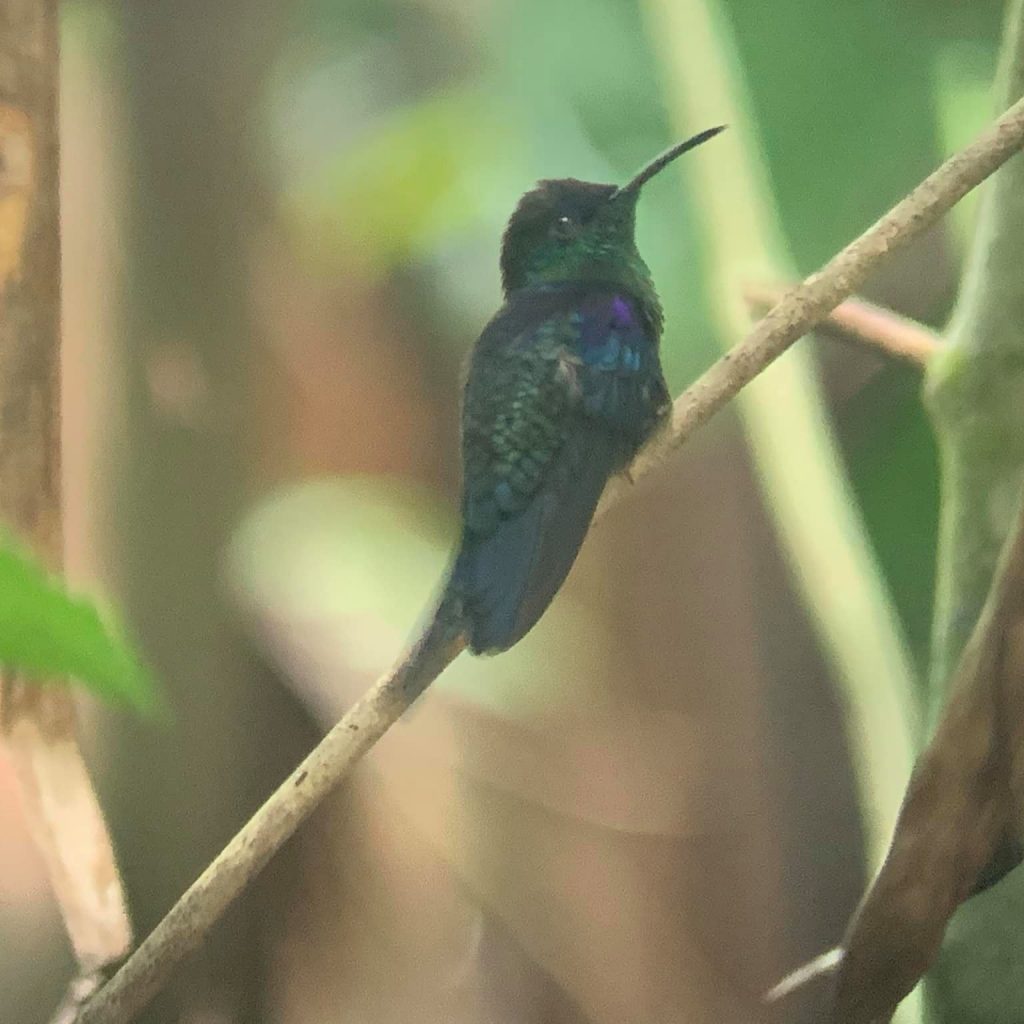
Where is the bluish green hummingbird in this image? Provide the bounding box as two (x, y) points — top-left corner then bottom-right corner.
(437, 125), (726, 657)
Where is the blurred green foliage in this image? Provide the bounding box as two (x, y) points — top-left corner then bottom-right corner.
(4, 1), (1010, 1021)
(284, 88), (521, 273)
(239, 3), (1024, 1022)
(0, 535), (155, 710)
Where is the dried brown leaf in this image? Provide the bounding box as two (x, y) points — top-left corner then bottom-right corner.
(831, 497), (1024, 1023)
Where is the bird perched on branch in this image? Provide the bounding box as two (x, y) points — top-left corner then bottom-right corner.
(423, 126), (726, 664)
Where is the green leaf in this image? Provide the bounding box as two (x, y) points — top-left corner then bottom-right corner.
(0, 535), (155, 711)
(282, 87), (522, 276)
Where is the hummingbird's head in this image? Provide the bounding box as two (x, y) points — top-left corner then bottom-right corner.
(499, 125), (725, 296)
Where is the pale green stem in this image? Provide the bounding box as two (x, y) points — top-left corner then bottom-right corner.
(641, 0), (918, 860)
(923, 1), (1024, 1021)
(927, 0), (1024, 703)
(640, 1), (922, 1016)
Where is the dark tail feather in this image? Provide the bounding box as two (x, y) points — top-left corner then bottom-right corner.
(452, 431), (619, 654)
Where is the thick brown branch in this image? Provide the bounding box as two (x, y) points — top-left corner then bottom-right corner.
(828, 486), (1024, 1024)
(0, 0), (131, 987)
(75, 94), (1024, 1024)
(743, 282), (940, 367)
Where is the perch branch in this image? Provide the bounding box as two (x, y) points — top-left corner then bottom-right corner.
(743, 282), (940, 366)
(75, 94), (1024, 1024)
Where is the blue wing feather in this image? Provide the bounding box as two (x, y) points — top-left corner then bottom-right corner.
(452, 285), (668, 654)
(453, 430), (620, 652)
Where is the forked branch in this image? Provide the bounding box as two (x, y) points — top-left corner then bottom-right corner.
(743, 282), (940, 366)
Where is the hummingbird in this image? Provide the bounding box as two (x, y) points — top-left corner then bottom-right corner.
(433, 125), (726, 659)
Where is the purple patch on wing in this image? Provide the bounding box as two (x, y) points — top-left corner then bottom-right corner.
(578, 294), (638, 353)
(610, 294), (634, 328)
(578, 294), (648, 368)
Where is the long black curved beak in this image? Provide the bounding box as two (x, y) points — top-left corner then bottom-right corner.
(612, 125), (727, 199)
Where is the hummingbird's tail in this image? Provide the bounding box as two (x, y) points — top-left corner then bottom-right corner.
(450, 430), (620, 655)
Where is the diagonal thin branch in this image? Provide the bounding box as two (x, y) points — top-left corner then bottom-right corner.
(75, 93), (1024, 1024)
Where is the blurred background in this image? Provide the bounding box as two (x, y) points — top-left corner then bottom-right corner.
(0, 0), (1007, 1021)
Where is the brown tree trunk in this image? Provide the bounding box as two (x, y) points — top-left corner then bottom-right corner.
(0, 0), (131, 1000)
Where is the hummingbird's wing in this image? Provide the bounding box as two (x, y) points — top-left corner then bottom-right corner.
(453, 287), (668, 654)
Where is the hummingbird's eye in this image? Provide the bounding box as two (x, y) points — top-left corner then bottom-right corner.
(550, 214), (578, 241)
